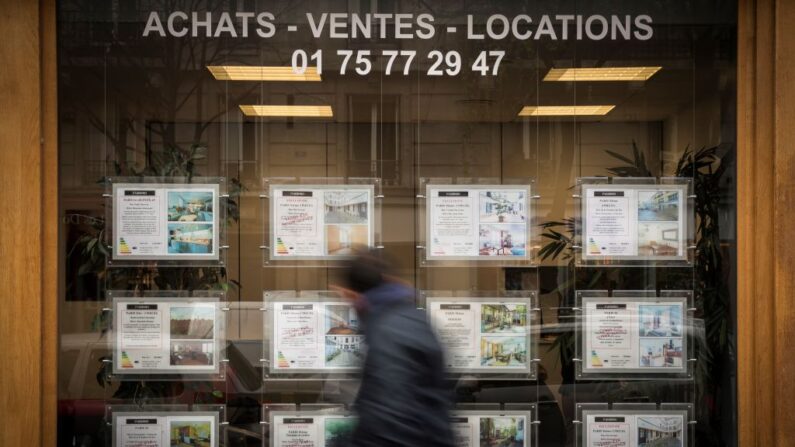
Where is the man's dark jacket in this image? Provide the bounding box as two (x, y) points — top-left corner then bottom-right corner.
(349, 283), (455, 447)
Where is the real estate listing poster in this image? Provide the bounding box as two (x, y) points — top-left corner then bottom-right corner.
(451, 413), (528, 447)
(272, 302), (364, 372)
(426, 185), (531, 261)
(113, 183), (220, 261)
(583, 297), (686, 374)
(271, 412), (527, 447)
(584, 412), (685, 447)
(582, 185), (687, 261)
(113, 298), (221, 375)
(114, 412), (218, 447)
(270, 185), (374, 259)
(270, 414), (356, 447)
(428, 298), (531, 372)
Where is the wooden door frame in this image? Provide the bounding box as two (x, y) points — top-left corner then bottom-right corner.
(0, 0), (57, 445)
(737, 0), (795, 445)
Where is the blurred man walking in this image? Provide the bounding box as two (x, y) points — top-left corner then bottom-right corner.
(335, 250), (455, 447)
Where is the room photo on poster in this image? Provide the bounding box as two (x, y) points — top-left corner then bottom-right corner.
(170, 340), (214, 367)
(325, 224), (369, 256)
(480, 336), (527, 368)
(637, 222), (680, 257)
(479, 416), (525, 447)
(324, 191), (369, 224)
(168, 191), (214, 222)
(638, 305), (683, 338)
(170, 306), (215, 340)
(170, 420), (213, 447)
(635, 189), (682, 258)
(168, 223), (214, 255)
(637, 416), (683, 447)
(323, 189), (371, 255)
(478, 224), (526, 257)
(481, 304), (527, 334)
(637, 190), (679, 222)
(324, 305), (364, 368)
(639, 338), (684, 368)
(479, 190), (527, 224)
(324, 417), (356, 447)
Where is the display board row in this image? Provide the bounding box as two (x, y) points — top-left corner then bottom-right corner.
(105, 176), (693, 267)
(105, 290), (694, 381)
(108, 404), (693, 447)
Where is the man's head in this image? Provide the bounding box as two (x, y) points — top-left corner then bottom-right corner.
(342, 249), (392, 294)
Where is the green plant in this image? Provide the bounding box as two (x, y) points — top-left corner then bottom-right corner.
(538, 218), (602, 374)
(539, 143), (733, 446)
(65, 143), (243, 402)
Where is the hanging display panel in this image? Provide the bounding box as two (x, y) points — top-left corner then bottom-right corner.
(264, 291), (364, 377)
(423, 291), (538, 378)
(576, 178), (693, 266)
(107, 291), (227, 381)
(577, 403), (692, 447)
(263, 177), (381, 266)
(267, 406), (355, 447)
(108, 405), (224, 447)
(419, 178), (536, 266)
(576, 290), (694, 380)
(265, 406), (535, 447)
(107, 177), (226, 266)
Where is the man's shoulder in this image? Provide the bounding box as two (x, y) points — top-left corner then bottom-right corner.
(369, 305), (438, 346)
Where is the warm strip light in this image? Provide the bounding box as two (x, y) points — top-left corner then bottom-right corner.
(544, 66), (662, 82)
(208, 66), (321, 81)
(517, 105), (615, 117)
(239, 105), (333, 118)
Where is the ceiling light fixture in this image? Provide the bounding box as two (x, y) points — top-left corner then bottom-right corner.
(544, 66), (661, 82)
(239, 105), (333, 118)
(208, 66), (321, 81)
(517, 105), (615, 117)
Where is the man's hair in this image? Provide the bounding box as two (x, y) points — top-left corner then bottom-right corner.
(344, 249), (392, 293)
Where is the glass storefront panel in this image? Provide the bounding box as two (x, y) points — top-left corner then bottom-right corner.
(57, 1), (737, 445)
